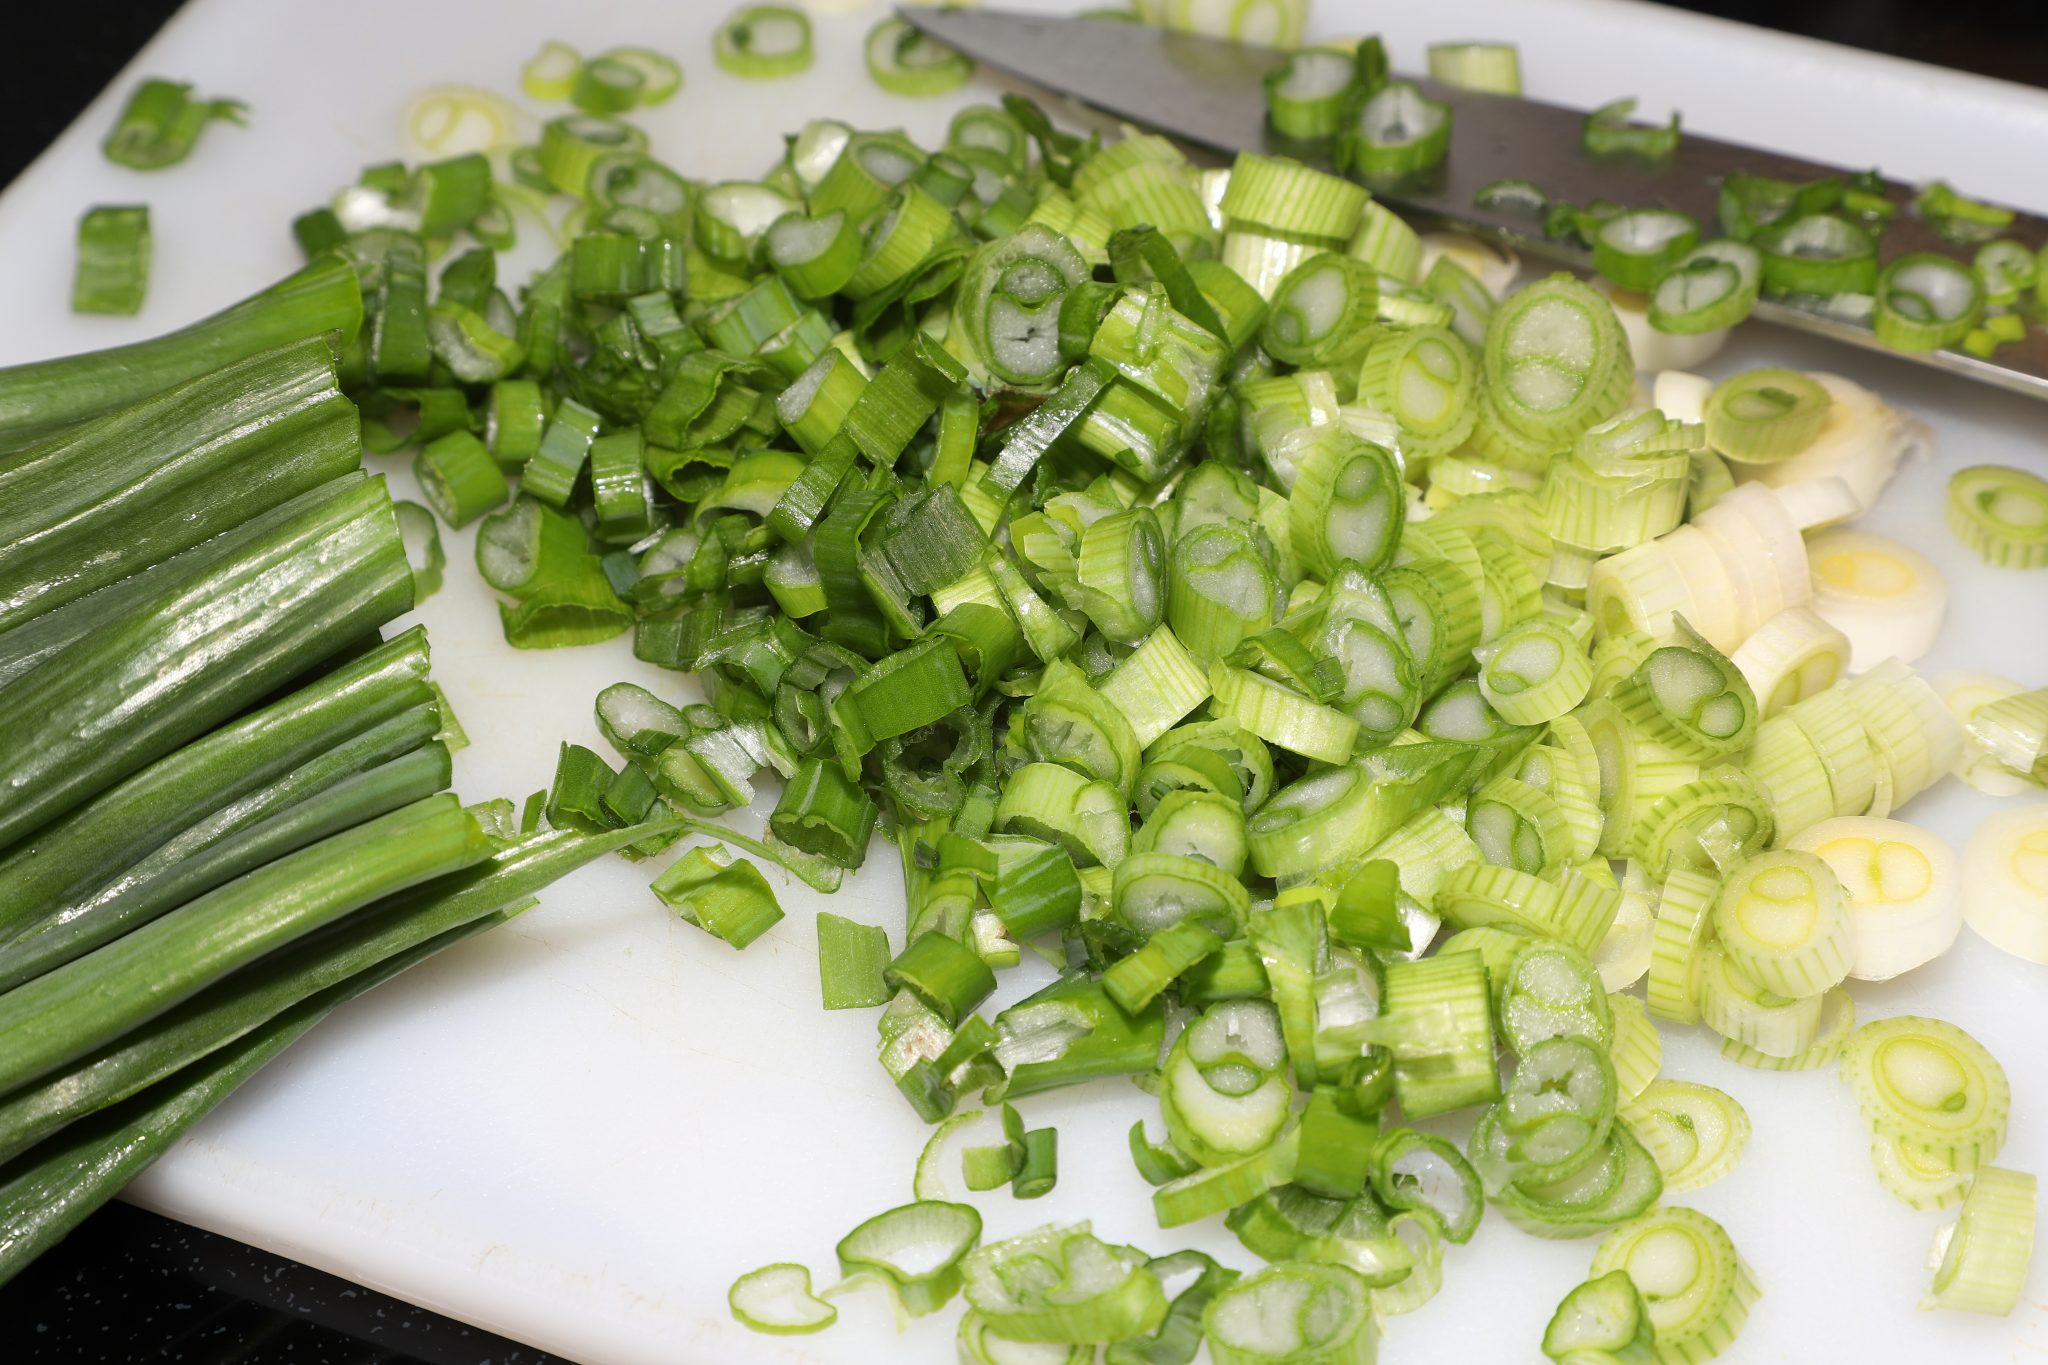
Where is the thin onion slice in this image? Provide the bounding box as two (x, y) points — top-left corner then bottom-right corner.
(1962, 803), (2048, 964)
(1788, 816), (1961, 980)
(1805, 528), (1948, 671)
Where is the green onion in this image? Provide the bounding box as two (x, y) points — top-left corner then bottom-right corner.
(0, 256), (359, 443)
(1756, 213), (1877, 297)
(1873, 252), (1984, 352)
(71, 205), (151, 316)
(1844, 1015), (2009, 1174)
(521, 40), (582, 100)
(1341, 82), (1453, 181)
(101, 78), (246, 170)
(1649, 239), (1762, 334)
(1156, 1001), (1294, 1167)
(1428, 41), (1521, 93)
(1264, 48), (1354, 141)
(1922, 1167), (2037, 1315)
(865, 16), (974, 97)
(1944, 465), (2048, 579)
(836, 1200), (982, 1316)
(1541, 1270), (1653, 1361)
(538, 114), (648, 197)
(1621, 1079), (1750, 1193)
(728, 1262), (836, 1334)
(652, 846), (784, 949)
(1704, 367), (1831, 463)
(1589, 1207), (1758, 1361)
(596, 47), (683, 107)
(1202, 1260), (1376, 1365)
(1482, 273), (1632, 443)
(1581, 97), (1679, 160)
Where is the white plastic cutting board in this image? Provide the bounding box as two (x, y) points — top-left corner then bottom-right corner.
(1, 1), (2044, 1361)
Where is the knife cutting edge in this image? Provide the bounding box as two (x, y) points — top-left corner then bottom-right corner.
(898, 6), (2048, 403)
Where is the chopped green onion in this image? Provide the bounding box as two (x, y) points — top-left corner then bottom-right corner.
(1202, 1260), (1377, 1365)
(521, 41), (582, 101)
(102, 78), (246, 170)
(728, 1262), (836, 1335)
(865, 17), (973, 97)
(1264, 49), (1355, 141)
(71, 206), (151, 316)
(835, 1200), (981, 1317)
(1591, 208), (1700, 291)
(1756, 213), (1877, 297)
(1589, 1207), (1758, 1362)
(1873, 252), (1984, 353)
(1947, 464), (2048, 570)
(1341, 82), (1453, 181)
(1428, 42), (1522, 94)
(1922, 1167), (2037, 1315)
(1582, 97), (1679, 160)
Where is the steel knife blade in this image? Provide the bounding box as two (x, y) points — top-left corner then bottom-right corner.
(898, 5), (2048, 402)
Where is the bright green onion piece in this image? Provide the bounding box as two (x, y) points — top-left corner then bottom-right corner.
(538, 115), (647, 197)
(835, 1200), (981, 1317)
(520, 397), (602, 508)
(1341, 81), (1453, 180)
(1477, 619), (1593, 725)
(964, 224), (1091, 386)
(1261, 254), (1379, 368)
(1874, 252), (1984, 352)
(1499, 938), (1613, 1052)
(865, 16), (974, 97)
(521, 40), (582, 100)
(816, 912), (891, 1010)
(1356, 324), (1477, 459)
(1482, 272), (1632, 442)
(414, 430), (510, 528)
(1923, 1167), (2037, 1315)
(1756, 212), (1877, 296)
(1264, 48), (1354, 141)
(1373, 950), (1500, 1119)
(1589, 1207), (1759, 1362)
(1914, 179), (2016, 245)
(728, 1262), (836, 1335)
(1592, 208), (1700, 291)
(102, 78), (246, 169)
(962, 1223), (1167, 1344)
(1703, 367), (1831, 463)
(886, 931), (996, 1026)
(71, 205), (151, 316)
(1582, 97), (1680, 160)
(1612, 626), (1759, 760)
(1202, 1260), (1377, 1365)
(1541, 1270), (1653, 1361)
(1650, 239), (1762, 334)
(1947, 463), (2048, 570)
(652, 847), (784, 949)
(1372, 1127), (1484, 1242)
(570, 55), (646, 115)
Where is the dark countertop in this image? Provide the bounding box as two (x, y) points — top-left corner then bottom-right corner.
(0, 3), (2041, 1363)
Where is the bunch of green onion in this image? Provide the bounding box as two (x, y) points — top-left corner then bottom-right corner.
(0, 269), (673, 1289)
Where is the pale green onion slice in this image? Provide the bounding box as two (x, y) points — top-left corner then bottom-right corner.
(1787, 817), (1961, 981)
(1355, 325), (1477, 460)
(1488, 1124), (1664, 1239)
(1261, 255), (1379, 368)
(1695, 941), (1821, 1058)
(714, 5), (814, 80)
(1962, 804), (2048, 964)
(1482, 273), (1632, 442)
(1807, 529), (1947, 671)
(1350, 201), (1424, 281)
(1622, 1080), (1750, 1193)
(1607, 993), (1661, 1097)
(1342, 82), (1452, 180)
(1947, 463), (2048, 570)
(1844, 1015), (2010, 1174)
(1499, 938), (1612, 1052)
(961, 1223), (1167, 1344)
(1151, 0), (1310, 47)
(537, 115), (647, 197)
(1219, 152), (1368, 243)
(1713, 849), (1852, 997)
(864, 17), (974, 97)
(1482, 618), (1589, 724)
(1374, 950), (1502, 1118)
(1589, 1207), (1759, 1362)
(1159, 1000), (1292, 1166)
(1874, 252), (1983, 352)
(1264, 48), (1353, 141)
(1202, 1260), (1377, 1365)
(521, 40), (582, 101)
(1465, 774), (1569, 876)
(1286, 429), (1403, 579)
(962, 225), (1089, 387)
(834, 1200), (982, 1317)
(1870, 1130), (1969, 1212)
(1613, 628), (1758, 761)
(728, 1262), (837, 1334)
(1650, 239), (1762, 334)
(1592, 208), (1700, 291)
(401, 86), (519, 159)
(1427, 41), (1521, 94)
(1719, 983), (1854, 1072)
(1730, 607), (1848, 718)
(1922, 1168), (2037, 1315)
(1703, 367), (1830, 464)
(1541, 1270), (1652, 1361)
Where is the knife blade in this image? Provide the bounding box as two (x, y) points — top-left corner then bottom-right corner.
(899, 6), (2048, 403)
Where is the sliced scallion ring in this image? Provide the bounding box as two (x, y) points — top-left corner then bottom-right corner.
(1622, 1080), (1750, 1193)
(1263, 48), (1353, 141)
(1203, 1260), (1377, 1365)
(1582, 97), (1680, 160)
(1873, 252), (1983, 352)
(714, 5), (815, 80)
(1342, 81), (1452, 180)
(1922, 1167), (2037, 1315)
(1649, 238), (1762, 334)
(834, 1199), (982, 1317)
(569, 55), (646, 116)
(728, 1262), (837, 1335)
(598, 47), (683, 106)
(1588, 1207), (1759, 1361)
(521, 40), (581, 101)
(1756, 212), (1878, 298)
(1947, 463), (2048, 570)
(1591, 209), (1700, 291)
(1844, 1015), (2010, 1175)
(1427, 41), (1521, 94)
(865, 16), (974, 98)
(1482, 273), (1633, 442)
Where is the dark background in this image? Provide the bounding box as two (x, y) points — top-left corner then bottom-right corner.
(0, 2), (2042, 1362)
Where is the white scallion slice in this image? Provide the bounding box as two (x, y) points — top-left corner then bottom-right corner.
(1805, 528), (1948, 670)
(1961, 803), (2048, 964)
(1787, 816), (1961, 980)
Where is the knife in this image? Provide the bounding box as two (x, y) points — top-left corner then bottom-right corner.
(898, 6), (2048, 403)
